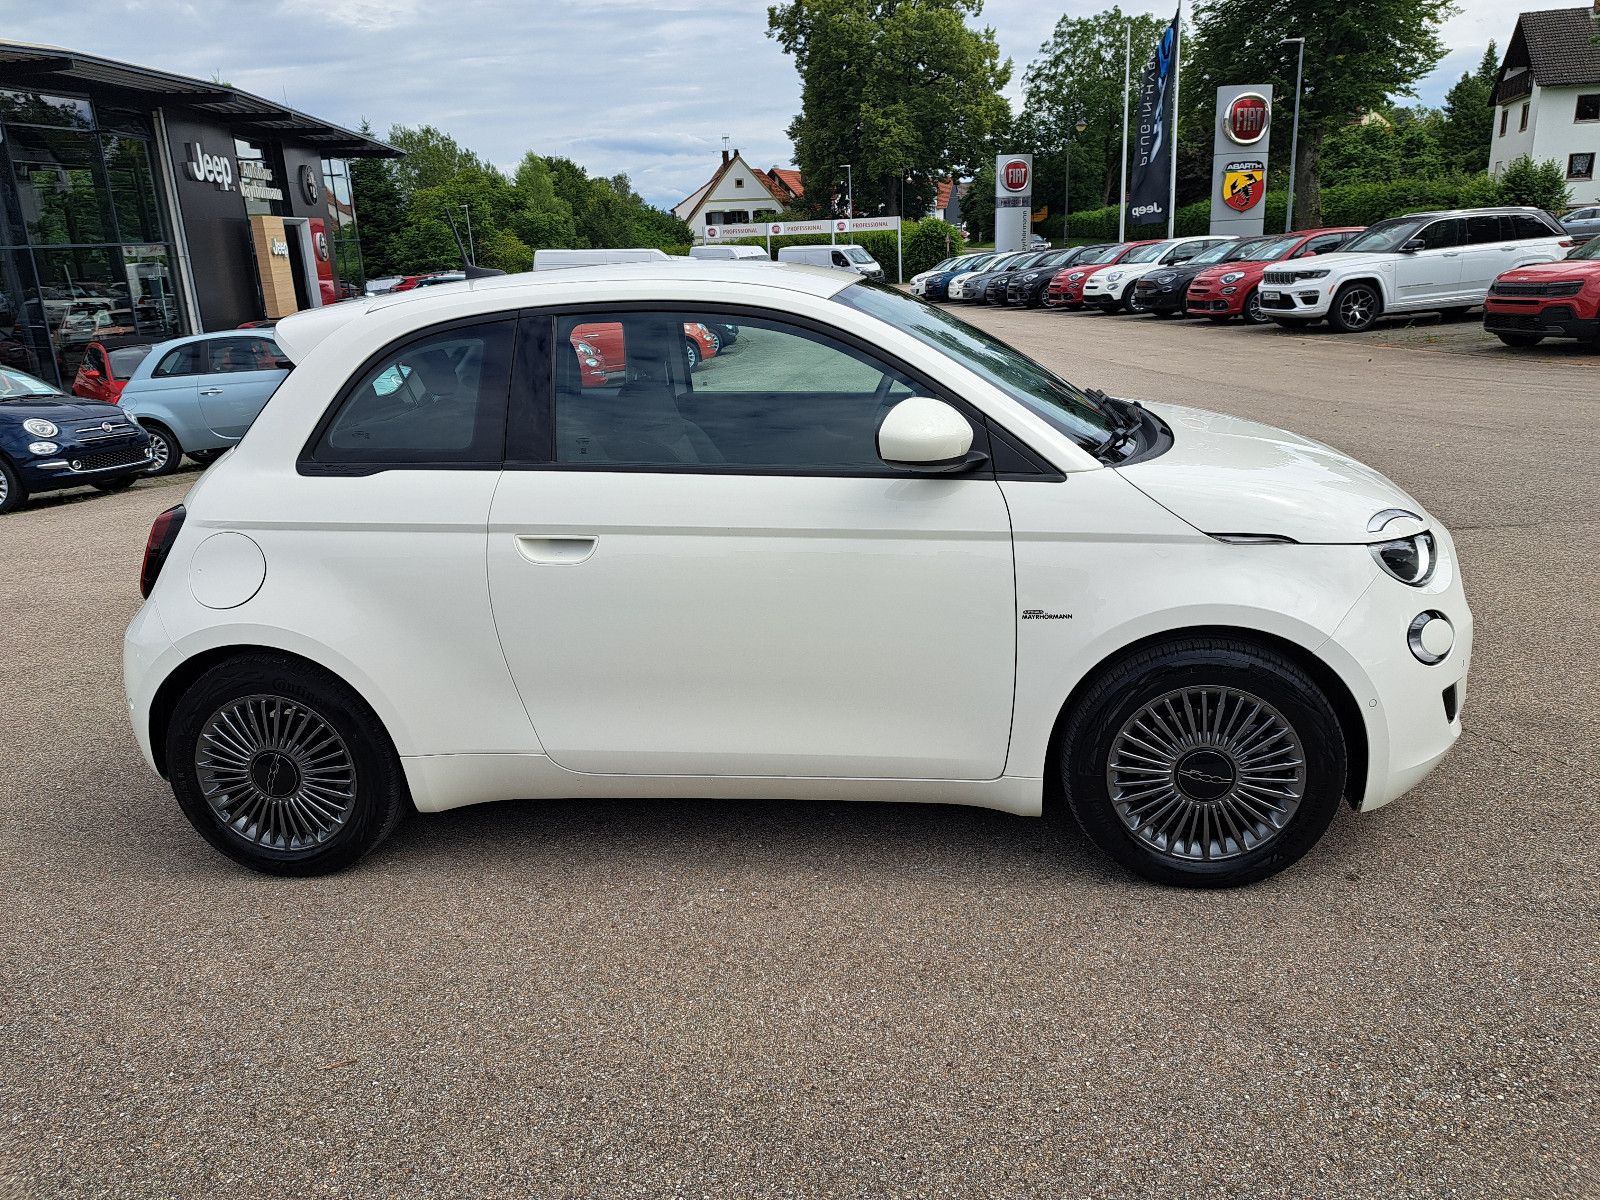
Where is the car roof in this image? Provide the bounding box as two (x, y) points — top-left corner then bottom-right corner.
(274, 261), (855, 363)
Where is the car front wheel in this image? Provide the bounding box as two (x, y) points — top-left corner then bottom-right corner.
(166, 653), (411, 876)
(142, 422), (183, 475)
(1242, 289), (1268, 325)
(1495, 332), (1544, 348)
(1057, 637), (1347, 888)
(1328, 282), (1382, 333)
(0, 455), (26, 513)
(684, 338), (700, 370)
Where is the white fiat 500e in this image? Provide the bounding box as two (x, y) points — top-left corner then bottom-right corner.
(125, 261), (1471, 886)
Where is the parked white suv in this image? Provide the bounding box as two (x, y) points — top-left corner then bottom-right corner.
(125, 261), (1471, 887)
(1261, 207), (1571, 333)
(1082, 236), (1237, 313)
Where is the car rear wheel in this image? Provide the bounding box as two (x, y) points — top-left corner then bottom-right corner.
(1056, 637), (1347, 888)
(92, 475), (138, 493)
(1242, 289), (1269, 325)
(166, 652), (410, 876)
(142, 422), (183, 475)
(684, 338), (700, 371)
(0, 456), (26, 513)
(1328, 282), (1382, 333)
(1495, 332), (1544, 348)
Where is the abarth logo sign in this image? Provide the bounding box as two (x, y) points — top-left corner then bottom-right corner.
(1224, 93), (1271, 146)
(1002, 159), (1031, 192)
(182, 142), (233, 191)
(1222, 159), (1265, 212)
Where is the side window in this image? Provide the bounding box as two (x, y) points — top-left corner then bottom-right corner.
(1417, 219), (1464, 250)
(1506, 213), (1554, 241)
(831, 250), (850, 268)
(153, 343), (200, 377)
(1466, 215), (1503, 245)
(1300, 233), (1348, 256)
(307, 319), (513, 467)
(206, 336), (279, 373)
(552, 311), (930, 472)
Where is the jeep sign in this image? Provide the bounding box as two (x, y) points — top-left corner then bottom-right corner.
(182, 142), (233, 191)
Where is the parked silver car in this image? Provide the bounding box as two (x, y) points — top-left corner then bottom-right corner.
(1561, 206), (1600, 244)
(118, 330), (292, 473)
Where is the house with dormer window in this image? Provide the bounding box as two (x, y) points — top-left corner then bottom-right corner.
(673, 149), (803, 241)
(1491, 4), (1600, 203)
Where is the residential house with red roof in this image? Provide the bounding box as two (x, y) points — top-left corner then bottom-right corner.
(674, 149), (805, 240)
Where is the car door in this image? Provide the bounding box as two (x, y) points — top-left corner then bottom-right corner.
(126, 339), (202, 422)
(1391, 217), (1464, 307)
(487, 306), (1018, 780)
(195, 335), (291, 442)
(1460, 214), (1512, 296)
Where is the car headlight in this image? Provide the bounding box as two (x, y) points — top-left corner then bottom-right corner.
(1292, 269), (1330, 281)
(1370, 532), (1436, 586)
(29, 440), (58, 455)
(1105, 271), (1123, 282)
(1023, 272), (1038, 281)
(1220, 271), (1245, 284)
(575, 341), (597, 355)
(1068, 273), (1083, 282)
(23, 418), (58, 438)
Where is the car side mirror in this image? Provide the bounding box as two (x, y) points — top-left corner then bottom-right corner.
(1401, 239), (1426, 253)
(80, 366), (101, 380)
(1300, 250), (1317, 258)
(877, 396), (983, 473)
(272, 358), (293, 370)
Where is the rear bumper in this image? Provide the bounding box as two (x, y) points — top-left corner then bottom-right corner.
(1483, 302), (1599, 340)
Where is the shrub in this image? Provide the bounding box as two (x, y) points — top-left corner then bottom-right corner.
(1494, 155), (1571, 212)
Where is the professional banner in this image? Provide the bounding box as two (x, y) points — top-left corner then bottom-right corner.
(1127, 7), (1180, 226)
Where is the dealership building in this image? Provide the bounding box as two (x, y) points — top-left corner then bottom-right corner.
(0, 41), (398, 388)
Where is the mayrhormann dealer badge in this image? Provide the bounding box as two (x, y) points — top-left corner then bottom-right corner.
(1222, 160), (1265, 213)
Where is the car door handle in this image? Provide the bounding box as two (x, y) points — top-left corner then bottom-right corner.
(199, 387), (223, 395)
(514, 535), (597, 565)
(1442, 252), (1461, 257)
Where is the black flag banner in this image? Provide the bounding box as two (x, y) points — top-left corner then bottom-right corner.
(1128, 8), (1180, 225)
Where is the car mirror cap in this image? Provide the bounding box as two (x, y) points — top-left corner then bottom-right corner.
(877, 396), (974, 468)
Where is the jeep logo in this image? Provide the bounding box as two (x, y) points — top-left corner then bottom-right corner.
(183, 142), (234, 191)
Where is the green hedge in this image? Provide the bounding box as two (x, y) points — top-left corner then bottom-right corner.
(720, 217), (965, 281)
(1055, 172), (1531, 243)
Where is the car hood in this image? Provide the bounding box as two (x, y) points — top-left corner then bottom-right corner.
(1494, 260), (1600, 283)
(0, 396), (125, 424)
(1118, 402), (1430, 545)
(1194, 261), (1269, 285)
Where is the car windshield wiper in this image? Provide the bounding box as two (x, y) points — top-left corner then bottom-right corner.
(1085, 389), (1145, 461)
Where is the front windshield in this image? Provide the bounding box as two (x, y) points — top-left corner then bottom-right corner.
(0, 367), (60, 399)
(1123, 242), (1169, 264)
(1569, 237), (1600, 261)
(1082, 244), (1126, 266)
(1035, 248), (1082, 269)
(1341, 217), (1429, 254)
(1188, 240), (1246, 266)
(1237, 235), (1302, 261)
(844, 247), (874, 265)
(838, 281), (1117, 450)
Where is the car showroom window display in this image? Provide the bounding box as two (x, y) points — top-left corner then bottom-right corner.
(125, 261), (1470, 888)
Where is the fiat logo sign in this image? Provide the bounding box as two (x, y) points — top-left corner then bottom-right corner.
(1002, 158), (1030, 192)
(1224, 93), (1271, 145)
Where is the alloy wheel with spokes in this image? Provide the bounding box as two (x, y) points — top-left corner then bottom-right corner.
(1244, 289), (1266, 325)
(1105, 686), (1307, 863)
(196, 694), (357, 852)
(1331, 283), (1381, 333)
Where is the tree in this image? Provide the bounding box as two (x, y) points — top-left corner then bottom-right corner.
(1187, 0), (1453, 226)
(768, 0), (1011, 217)
(1495, 154), (1570, 211)
(1439, 43), (1498, 175)
(386, 124), (484, 196)
(348, 122), (409, 279)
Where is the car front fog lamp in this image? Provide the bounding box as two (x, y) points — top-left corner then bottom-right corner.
(1221, 286), (1238, 295)
(1408, 611), (1454, 664)
(24, 418), (59, 438)
(1220, 271), (1245, 284)
(1370, 532), (1436, 586)
(28, 440), (58, 455)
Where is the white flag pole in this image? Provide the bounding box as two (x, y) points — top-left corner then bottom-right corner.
(1167, 4), (1182, 238)
(1119, 20), (1131, 242)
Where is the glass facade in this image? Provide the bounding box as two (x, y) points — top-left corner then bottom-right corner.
(0, 90), (185, 388)
(321, 157), (364, 295)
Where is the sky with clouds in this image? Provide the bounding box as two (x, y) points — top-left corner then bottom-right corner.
(3, 0), (1585, 209)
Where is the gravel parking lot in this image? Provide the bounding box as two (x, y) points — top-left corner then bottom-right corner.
(3, 306), (1596, 1198)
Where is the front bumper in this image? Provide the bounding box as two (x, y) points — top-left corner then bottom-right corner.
(1259, 281), (1335, 318)
(1321, 528), (1473, 812)
(1185, 286), (1243, 316)
(1135, 282), (1187, 313)
(19, 436), (153, 490)
(1483, 301), (1600, 341)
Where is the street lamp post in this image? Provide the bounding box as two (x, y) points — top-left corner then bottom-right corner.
(1281, 37), (1306, 233)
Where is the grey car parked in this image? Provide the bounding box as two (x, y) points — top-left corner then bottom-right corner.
(118, 330), (292, 474)
(1561, 206), (1600, 243)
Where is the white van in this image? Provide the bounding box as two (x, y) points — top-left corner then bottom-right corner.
(776, 244), (884, 279)
(689, 245), (769, 261)
(533, 248), (672, 271)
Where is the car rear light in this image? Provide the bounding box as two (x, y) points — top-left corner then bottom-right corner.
(1559, 238), (1575, 249)
(140, 504), (186, 598)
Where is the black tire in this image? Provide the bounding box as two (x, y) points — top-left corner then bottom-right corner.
(1242, 288), (1269, 326)
(684, 338), (700, 371)
(0, 455), (26, 513)
(1327, 281), (1382, 333)
(92, 474), (138, 493)
(1056, 637), (1347, 888)
(142, 422), (183, 475)
(165, 652), (411, 876)
(1495, 332), (1544, 348)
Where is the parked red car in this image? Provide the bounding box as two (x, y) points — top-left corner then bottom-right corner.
(70, 339), (154, 404)
(1186, 227), (1364, 324)
(569, 321), (718, 385)
(1482, 234), (1600, 348)
(1043, 241), (1155, 309)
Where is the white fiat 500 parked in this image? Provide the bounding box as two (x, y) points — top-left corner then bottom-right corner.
(124, 262), (1471, 887)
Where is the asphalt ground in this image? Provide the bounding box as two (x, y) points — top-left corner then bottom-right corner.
(2, 304), (1596, 1198)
